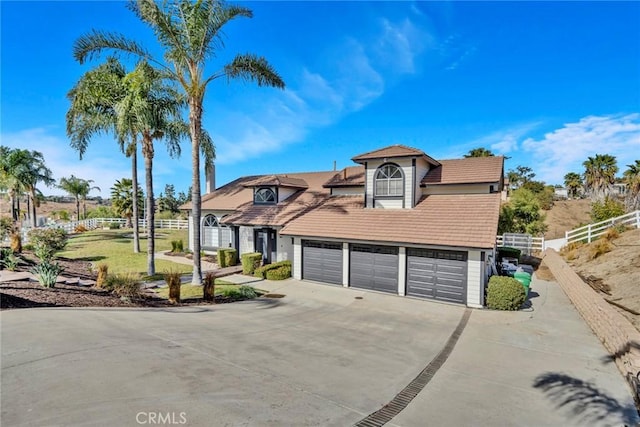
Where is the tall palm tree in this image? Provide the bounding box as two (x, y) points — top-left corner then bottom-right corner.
(464, 147), (495, 158)
(22, 151), (55, 227)
(79, 180), (101, 220)
(583, 154), (618, 202)
(623, 160), (640, 210)
(563, 172), (583, 199)
(73, 0), (285, 284)
(111, 178), (143, 228)
(59, 175), (91, 221)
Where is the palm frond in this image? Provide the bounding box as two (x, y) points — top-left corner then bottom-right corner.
(220, 53), (285, 89)
(73, 30), (150, 65)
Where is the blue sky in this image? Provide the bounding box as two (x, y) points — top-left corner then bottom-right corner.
(2, 1), (639, 198)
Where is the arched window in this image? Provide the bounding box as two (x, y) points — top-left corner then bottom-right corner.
(203, 215), (218, 227)
(255, 188), (276, 204)
(375, 164), (404, 196)
(202, 215), (219, 247)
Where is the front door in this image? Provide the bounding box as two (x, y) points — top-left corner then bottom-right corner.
(255, 228), (277, 264)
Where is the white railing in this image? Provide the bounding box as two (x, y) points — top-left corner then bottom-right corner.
(565, 210), (640, 244)
(496, 233), (544, 255)
(26, 217), (188, 235)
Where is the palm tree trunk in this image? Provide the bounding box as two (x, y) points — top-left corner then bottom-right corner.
(30, 189), (37, 228)
(82, 198), (87, 220)
(131, 142), (140, 253)
(16, 195), (21, 222)
(26, 195), (31, 224)
(189, 99), (203, 285)
(9, 189), (17, 222)
(143, 136), (155, 277)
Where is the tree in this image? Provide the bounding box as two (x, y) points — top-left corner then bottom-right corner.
(111, 178), (143, 228)
(158, 184), (179, 214)
(68, 58), (188, 276)
(563, 172), (583, 199)
(74, 0), (285, 284)
(498, 188), (548, 236)
(464, 147), (495, 158)
(79, 180), (101, 220)
(507, 166), (535, 191)
(623, 160), (640, 210)
(59, 175), (94, 221)
(583, 154), (618, 202)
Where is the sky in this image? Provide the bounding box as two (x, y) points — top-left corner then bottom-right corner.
(1, 1), (639, 198)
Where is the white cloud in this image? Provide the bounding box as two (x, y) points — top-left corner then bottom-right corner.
(522, 114), (640, 183)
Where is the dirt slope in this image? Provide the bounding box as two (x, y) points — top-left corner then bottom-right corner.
(543, 199), (592, 239)
(564, 228), (640, 329)
(0, 199), (100, 221)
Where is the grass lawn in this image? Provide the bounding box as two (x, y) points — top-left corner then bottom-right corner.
(58, 229), (192, 277)
(153, 282), (242, 299)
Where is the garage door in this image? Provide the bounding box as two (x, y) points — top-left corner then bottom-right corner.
(302, 240), (343, 285)
(350, 244), (398, 293)
(406, 248), (467, 304)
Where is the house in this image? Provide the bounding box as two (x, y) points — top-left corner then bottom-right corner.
(185, 144), (504, 308)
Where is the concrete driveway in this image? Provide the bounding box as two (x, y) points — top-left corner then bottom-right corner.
(1, 277), (638, 426)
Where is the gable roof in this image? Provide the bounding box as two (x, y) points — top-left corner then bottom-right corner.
(323, 166), (365, 188)
(351, 144), (440, 166)
(242, 175), (309, 189)
(422, 156), (504, 186)
(218, 171), (336, 227)
(281, 193), (501, 249)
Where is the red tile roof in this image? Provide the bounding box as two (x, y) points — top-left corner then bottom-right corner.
(323, 166), (365, 187)
(422, 156), (504, 185)
(281, 193), (501, 249)
(351, 144), (440, 166)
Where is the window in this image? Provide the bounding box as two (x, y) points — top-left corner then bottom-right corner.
(375, 164), (403, 197)
(203, 215), (218, 227)
(254, 188), (276, 204)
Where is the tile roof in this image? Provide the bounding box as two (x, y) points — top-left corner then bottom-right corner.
(217, 171), (337, 227)
(422, 156), (504, 185)
(351, 144), (440, 166)
(323, 166), (365, 187)
(242, 175), (309, 189)
(281, 193), (501, 249)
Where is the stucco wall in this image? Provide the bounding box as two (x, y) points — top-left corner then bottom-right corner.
(276, 231), (293, 262)
(239, 226), (254, 255)
(423, 183), (496, 196)
(466, 250), (483, 308)
(293, 237), (302, 279)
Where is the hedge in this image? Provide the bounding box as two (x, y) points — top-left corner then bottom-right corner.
(218, 249), (228, 268)
(486, 276), (526, 310)
(254, 260), (292, 279)
(224, 249), (237, 266)
(497, 247), (521, 262)
(265, 265), (292, 280)
(241, 252), (262, 275)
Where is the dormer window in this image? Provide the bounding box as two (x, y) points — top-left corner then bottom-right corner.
(254, 187), (276, 204)
(375, 164), (404, 197)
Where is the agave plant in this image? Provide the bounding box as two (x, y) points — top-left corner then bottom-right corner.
(31, 262), (64, 288)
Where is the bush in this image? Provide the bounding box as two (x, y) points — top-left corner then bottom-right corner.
(217, 249), (228, 268)
(170, 240), (184, 253)
(203, 271), (215, 302)
(31, 261), (64, 288)
(265, 265), (292, 281)
(0, 248), (19, 271)
(103, 273), (142, 298)
(74, 224), (88, 233)
(28, 228), (68, 262)
(254, 260), (292, 279)
(602, 227), (620, 242)
(86, 206), (116, 219)
(588, 240), (612, 260)
(164, 270), (182, 303)
(486, 276), (526, 310)
(95, 263), (109, 288)
(241, 252), (262, 275)
(108, 222), (121, 230)
(224, 249), (237, 267)
(221, 285), (257, 300)
(591, 197), (625, 223)
(0, 217), (13, 241)
(10, 232), (22, 253)
(497, 247), (521, 263)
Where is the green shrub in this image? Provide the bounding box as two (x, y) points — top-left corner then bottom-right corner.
(486, 276), (526, 310)
(265, 265), (291, 281)
(217, 249), (228, 268)
(0, 216), (13, 241)
(254, 260), (292, 279)
(108, 222), (121, 230)
(0, 248), (19, 271)
(241, 252), (262, 275)
(31, 261), (64, 288)
(86, 206), (116, 219)
(103, 273), (142, 298)
(28, 228), (68, 262)
(221, 285), (257, 300)
(591, 197), (625, 223)
(497, 247), (521, 262)
(170, 240), (184, 253)
(224, 249), (237, 266)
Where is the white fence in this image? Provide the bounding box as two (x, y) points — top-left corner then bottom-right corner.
(565, 210), (640, 244)
(496, 233), (544, 255)
(23, 217), (188, 235)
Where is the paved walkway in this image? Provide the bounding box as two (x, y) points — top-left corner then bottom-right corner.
(1, 274), (637, 426)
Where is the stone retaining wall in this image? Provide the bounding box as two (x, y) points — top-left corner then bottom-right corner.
(543, 249), (640, 401)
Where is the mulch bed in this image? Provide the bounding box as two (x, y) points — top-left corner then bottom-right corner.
(0, 251), (249, 310)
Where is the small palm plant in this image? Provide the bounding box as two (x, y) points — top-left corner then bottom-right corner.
(31, 262), (64, 288)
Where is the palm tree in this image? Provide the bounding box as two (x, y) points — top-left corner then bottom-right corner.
(583, 154), (618, 202)
(59, 175), (88, 221)
(73, 0), (285, 284)
(79, 180), (101, 220)
(111, 178), (143, 228)
(623, 160), (640, 210)
(563, 172), (583, 199)
(464, 147), (495, 158)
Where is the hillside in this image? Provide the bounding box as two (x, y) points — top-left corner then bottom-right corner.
(562, 228), (640, 330)
(0, 198), (101, 222)
(543, 199), (592, 239)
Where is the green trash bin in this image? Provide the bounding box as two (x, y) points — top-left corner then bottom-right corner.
(514, 271), (532, 296)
